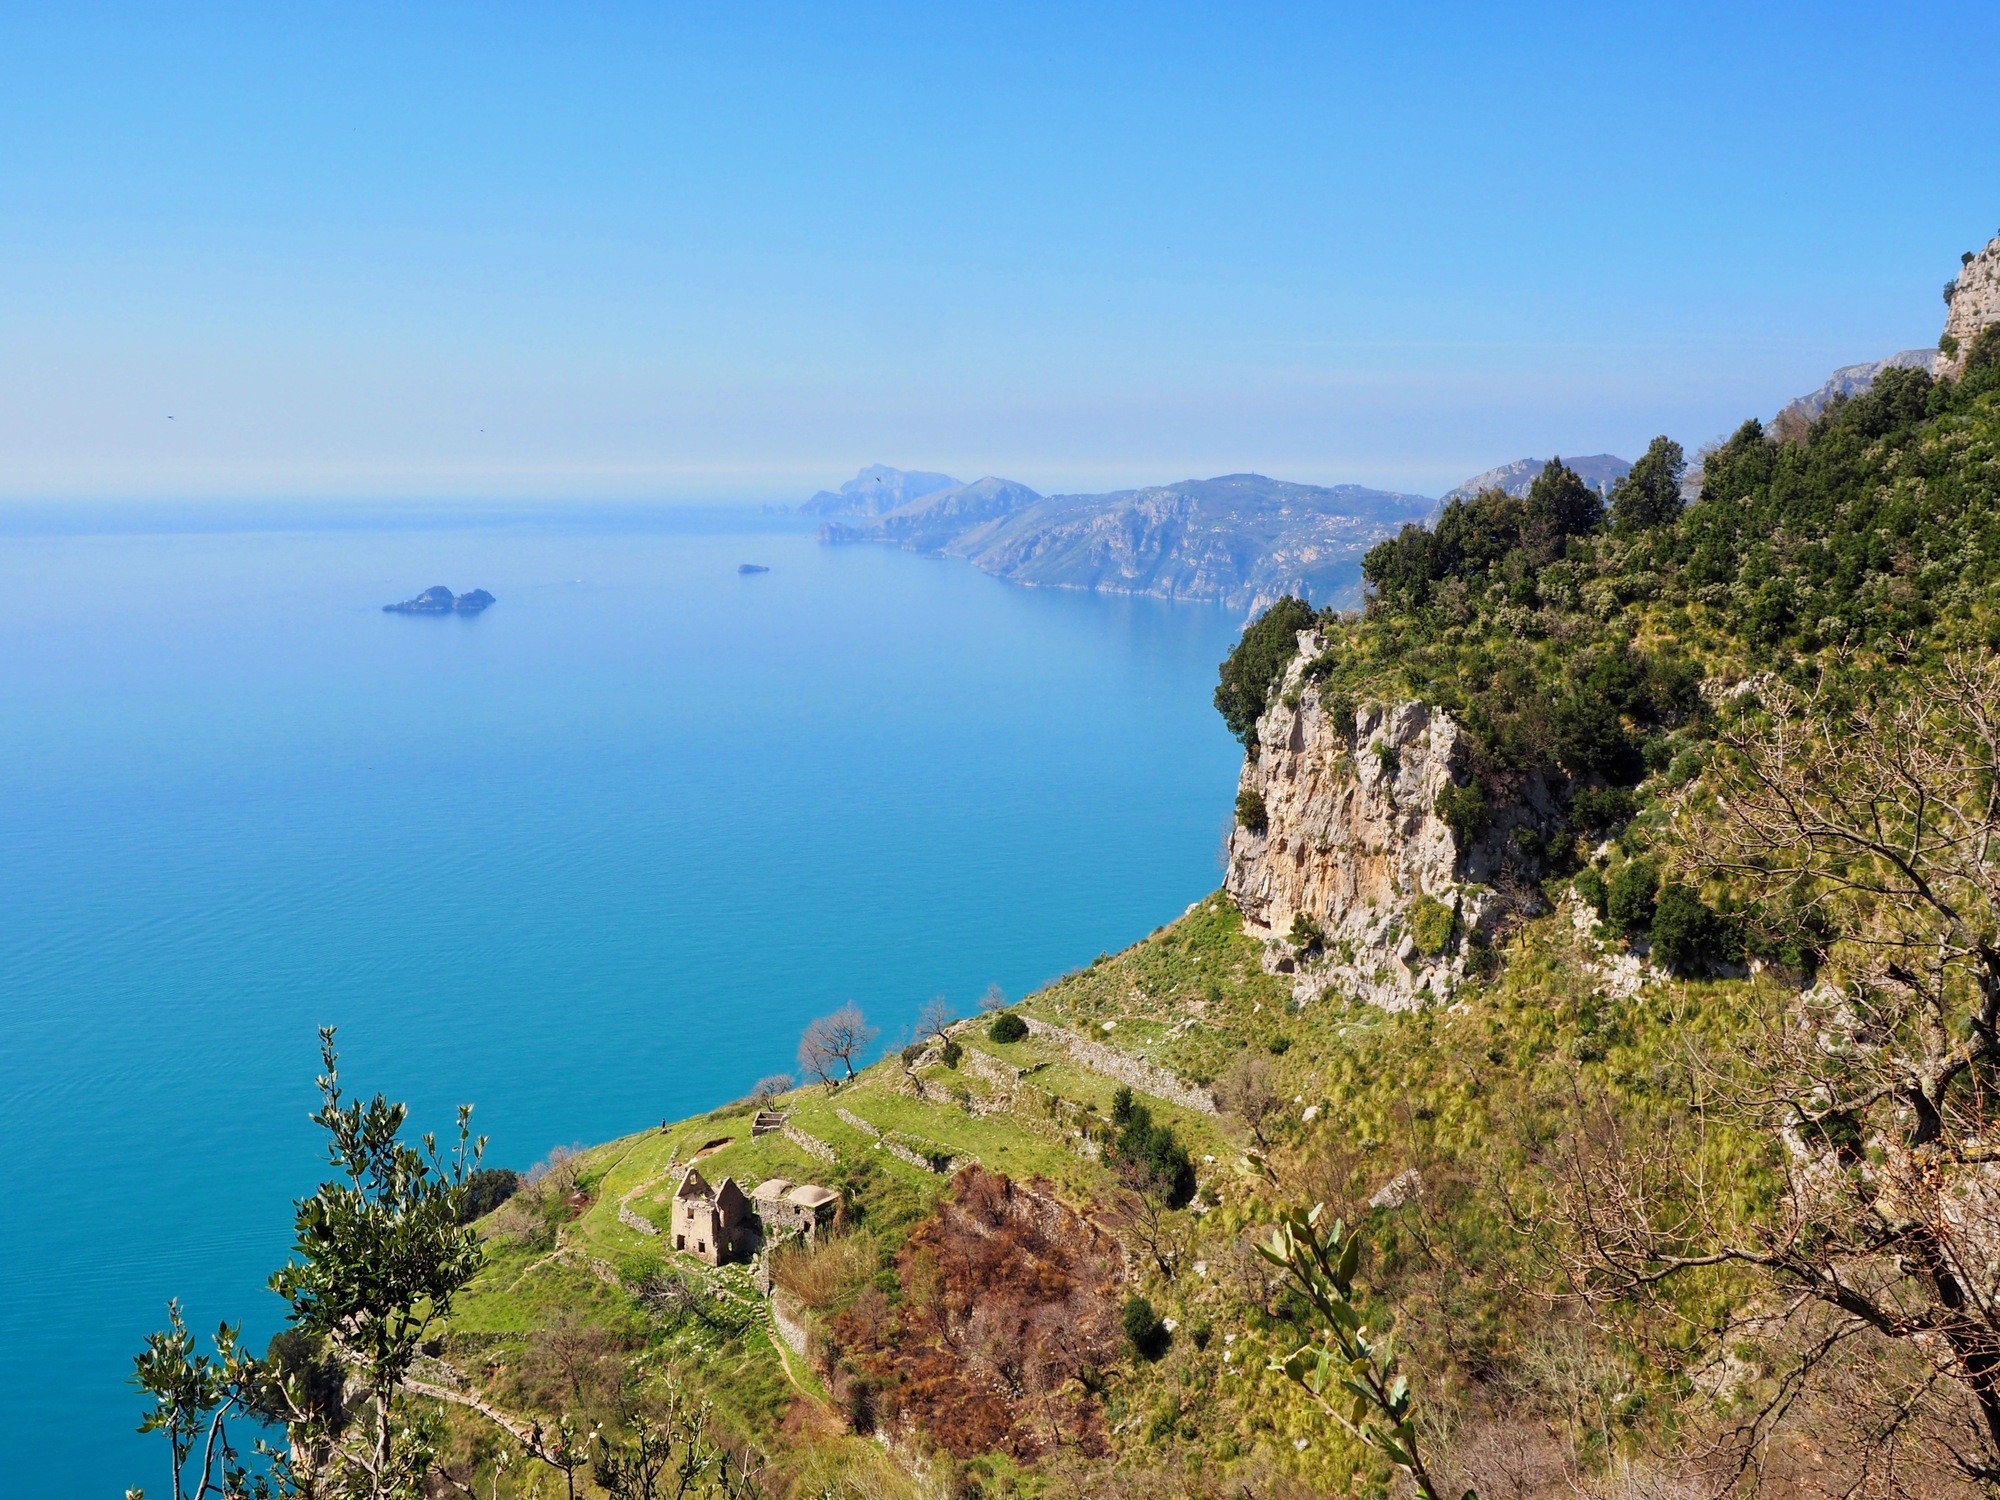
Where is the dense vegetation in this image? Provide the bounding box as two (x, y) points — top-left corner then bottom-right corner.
(1218, 335), (2000, 801)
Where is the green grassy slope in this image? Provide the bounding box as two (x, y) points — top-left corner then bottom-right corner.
(435, 338), (2000, 1497)
(440, 893), (1781, 1496)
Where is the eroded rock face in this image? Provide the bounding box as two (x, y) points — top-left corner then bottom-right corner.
(1942, 234), (2000, 375)
(1224, 631), (1556, 1009)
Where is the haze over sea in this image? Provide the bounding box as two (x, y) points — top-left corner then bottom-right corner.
(0, 503), (1256, 1497)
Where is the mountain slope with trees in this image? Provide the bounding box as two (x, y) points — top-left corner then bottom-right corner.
(820, 471), (1433, 611)
(128, 327), (2000, 1497)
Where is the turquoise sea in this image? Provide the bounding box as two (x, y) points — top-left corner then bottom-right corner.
(0, 504), (1256, 1497)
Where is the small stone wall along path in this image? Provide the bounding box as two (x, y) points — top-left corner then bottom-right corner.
(1021, 1017), (1216, 1115)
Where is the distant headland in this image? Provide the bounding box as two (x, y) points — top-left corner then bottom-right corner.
(383, 586), (495, 615)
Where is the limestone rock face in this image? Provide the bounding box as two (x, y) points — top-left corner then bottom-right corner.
(1942, 234), (2000, 375)
(1224, 632), (1556, 1009)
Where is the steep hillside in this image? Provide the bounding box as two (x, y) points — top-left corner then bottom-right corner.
(822, 471), (1433, 611)
(401, 330), (2000, 1499)
(157, 249), (2000, 1500)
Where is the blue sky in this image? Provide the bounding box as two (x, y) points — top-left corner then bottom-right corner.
(2, 2), (1996, 501)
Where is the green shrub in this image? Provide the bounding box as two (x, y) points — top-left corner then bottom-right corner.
(1409, 895), (1456, 957)
(1435, 779), (1489, 846)
(1214, 596), (1318, 747)
(1265, 1034), (1292, 1056)
(1463, 932), (1501, 981)
(987, 1013), (1029, 1044)
(1606, 858), (1659, 938)
(1123, 1295), (1167, 1360)
(939, 1038), (963, 1069)
(1109, 1091), (1196, 1206)
(1235, 787), (1268, 834)
(1568, 785), (1636, 833)
(1650, 882), (1742, 973)
(1573, 866), (1608, 919)
(1287, 912), (1324, 954)
(460, 1167), (521, 1223)
(1310, 681), (1357, 738)
(1609, 435), (1686, 532)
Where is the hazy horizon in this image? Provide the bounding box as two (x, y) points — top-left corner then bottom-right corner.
(4, 4), (1997, 503)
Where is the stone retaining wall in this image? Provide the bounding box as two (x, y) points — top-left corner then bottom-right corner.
(1021, 1017), (1215, 1115)
(782, 1124), (837, 1164)
(618, 1206), (659, 1236)
(882, 1137), (954, 1174)
(834, 1106), (879, 1138)
(771, 1295), (811, 1359)
(954, 1045), (1020, 1091)
(836, 1105), (955, 1173)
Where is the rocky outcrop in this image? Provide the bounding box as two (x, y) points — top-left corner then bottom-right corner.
(383, 586), (494, 614)
(1224, 632), (1558, 1009)
(1941, 234), (2000, 375)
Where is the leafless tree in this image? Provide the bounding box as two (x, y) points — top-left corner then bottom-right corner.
(1214, 1053), (1282, 1147)
(1107, 1186), (1190, 1282)
(798, 1003), (877, 1086)
(916, 995), (954, 1045)
(524, 1144), (584, 1200)
(979, 983), (1007, 1014)
(1562, 654), (2000, 1488)
(748, 1073), (792, 1104)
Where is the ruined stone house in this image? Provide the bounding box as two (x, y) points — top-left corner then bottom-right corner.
(670, 1167), (750, 1265)
(750, 1178), (839, 1241)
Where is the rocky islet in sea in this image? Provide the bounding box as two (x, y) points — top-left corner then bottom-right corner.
(383, 586), (496, 614)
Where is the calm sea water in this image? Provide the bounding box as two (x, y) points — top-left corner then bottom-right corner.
(0, 504), (1254, 1497)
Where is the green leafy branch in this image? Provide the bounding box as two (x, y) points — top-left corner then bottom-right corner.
(1257, 1204), (1470, 1500)
(129, 1301), (263, 1500)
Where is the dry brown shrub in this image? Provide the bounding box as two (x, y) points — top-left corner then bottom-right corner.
(771, 1228), (877, 1313)
(505, 1308), (632, 1413)
(831, 1166), (1124, 1462)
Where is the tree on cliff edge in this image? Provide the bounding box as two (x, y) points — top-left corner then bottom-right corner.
(1215, 594), (1317, 747)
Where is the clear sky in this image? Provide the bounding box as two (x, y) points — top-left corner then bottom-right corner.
(3, 2), (1997, 503)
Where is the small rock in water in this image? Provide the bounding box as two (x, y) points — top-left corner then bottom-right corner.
(383, 586), (495, 614)
(737, 563), (770, 574)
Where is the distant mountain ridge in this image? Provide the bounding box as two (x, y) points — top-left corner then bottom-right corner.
(1440, 453), (1631, 505)
(1770, 349), (1938, 439)
(802, 464), (960, 517)
(817, 470), (1433, 612)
